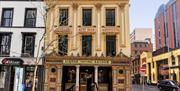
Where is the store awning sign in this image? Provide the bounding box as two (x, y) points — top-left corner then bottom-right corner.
(63, 60), (112, 65)
(1, 58), (24, 65)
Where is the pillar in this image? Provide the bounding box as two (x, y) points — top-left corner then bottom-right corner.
(75, 65), (80, 91)
(94, 66), (98, 91)
(95, 3), (102, 50)
(112, 66), (117, 91)
(44, 65), (49, 91)
(57, 65), (62, 91)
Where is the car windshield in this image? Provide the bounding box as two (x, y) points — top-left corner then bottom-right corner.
(170, 81), (178, 86)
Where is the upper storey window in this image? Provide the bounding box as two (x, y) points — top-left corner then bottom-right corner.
(82, 9), (92, 26)
(24, 8), (37, 27)
(59, 9), (69, 26)
(106, 36), (116, 56)
(58, 35), (68, 56)
(82, 36), (92, 56)
(106, 9), (115, 26)
(1, 8), (13, 27)
(0, 33), (11, 56)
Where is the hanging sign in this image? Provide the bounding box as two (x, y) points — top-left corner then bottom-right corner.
(1, 58), (24, 65)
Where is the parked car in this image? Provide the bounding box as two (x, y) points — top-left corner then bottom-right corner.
(157, 80), (180, 91)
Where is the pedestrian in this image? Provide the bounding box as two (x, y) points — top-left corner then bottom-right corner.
(147, 80), (151, 86)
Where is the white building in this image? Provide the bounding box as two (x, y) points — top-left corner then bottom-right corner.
(0, 0), (45, 91)
(130, 28), (152, 43)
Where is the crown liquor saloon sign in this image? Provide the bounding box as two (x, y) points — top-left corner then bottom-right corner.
(1, 58), (24, 65)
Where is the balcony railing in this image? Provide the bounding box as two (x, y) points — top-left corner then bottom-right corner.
(102, 26), (120, 33)
(78, 26), (96, 34)
(53, 26), (72, 34)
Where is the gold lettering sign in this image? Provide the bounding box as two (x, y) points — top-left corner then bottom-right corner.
(63, 60), (111, 65)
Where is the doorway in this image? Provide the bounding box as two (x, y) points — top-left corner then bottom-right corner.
(80, 67), (94, 91)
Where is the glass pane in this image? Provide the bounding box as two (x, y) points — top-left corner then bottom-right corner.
(22, 35), (35, 56)
(106, 36), (116, 56)
(59, 9), (68, 26)
(0, 34), (11, 55)
(26, 10), (36, 18)
(83, 9), (92, 26)
(58, 35), (68, 55)
(3, 9), (13, 18)
(106, 9), (115, 26)
(25, 9), (36, 27)
(82, 36), (92, 56)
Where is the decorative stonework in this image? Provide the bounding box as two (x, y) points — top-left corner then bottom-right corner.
(95, 3), (102, 10)
(72, 3), (79, 10)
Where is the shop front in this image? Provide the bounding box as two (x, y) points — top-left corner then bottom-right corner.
(44, 55), (132, 91)
(0, 57), (44, 91)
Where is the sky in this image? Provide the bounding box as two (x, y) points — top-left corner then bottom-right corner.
(129, 0), (169, 33)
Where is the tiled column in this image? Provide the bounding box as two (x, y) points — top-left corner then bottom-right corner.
(94, 66), (98, 91)
(75, 65), (80, 91)
(57, 65), (62, 91)
(44, 65), (49, 91)
(112, 66), (117, 91)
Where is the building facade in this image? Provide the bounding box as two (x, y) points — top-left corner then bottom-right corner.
(155, 0), (180, 50)
(141, 48), (180, 84)
(0, 0), (45, 91)
(130, 28), (152, 43)
(131, 40), (153, 84)
(44, 0), (131, 91)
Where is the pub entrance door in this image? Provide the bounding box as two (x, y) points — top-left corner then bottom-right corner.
(80, 67), (94, 91)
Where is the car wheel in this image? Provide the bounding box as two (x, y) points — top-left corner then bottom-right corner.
(158, 86), (162, 90)
(172, 88), (176, 91)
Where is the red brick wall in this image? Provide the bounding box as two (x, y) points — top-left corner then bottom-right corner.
(155, 0), (180, 50)
(176, 0), (180, 44)
(160, 13), (165, 47)
(167, 5), (175, 49)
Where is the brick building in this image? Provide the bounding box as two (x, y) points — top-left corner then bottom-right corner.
(155, 0), (180, 50)
(131, 40), (153, 84)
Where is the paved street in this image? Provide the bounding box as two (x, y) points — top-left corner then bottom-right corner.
(132, 84), (160, 91)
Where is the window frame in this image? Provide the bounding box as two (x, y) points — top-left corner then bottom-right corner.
(1, 8), (14, 27)
(21, 33), (36, 57)
(24, 8), (37, 28)
(82, 8), (92, 26)
(106, 36), (116, 56)
(0, 33), (12, 57)
(59, 8), (69, 26)
(82, 35), (92, 56)
(58, 35), (68, 56)
(105, 8), (115, 26)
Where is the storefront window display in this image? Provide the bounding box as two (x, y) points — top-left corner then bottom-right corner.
(0, 66), (6, 89)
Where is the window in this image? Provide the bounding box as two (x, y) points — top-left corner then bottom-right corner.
(59, 9), (68, 26)
(0, 33), (11, 56)
(82, 36), (92, 56)
(178, 56), (180, 65)
(0, 66), (6, 88)
(172, 55), (175, 65)
(106, 9), (115, 26)
(106, 36), (116, 56)
(82, 9), (92, 26)
(139, 44), (142, 47)
(1, 8), (13, 27)
(24, 8), (37, 27)
(134, 44), (137, 47)
(58, 35), (68, 56)
(172, 3), (179, 48)
(22, 33), (35, 57)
